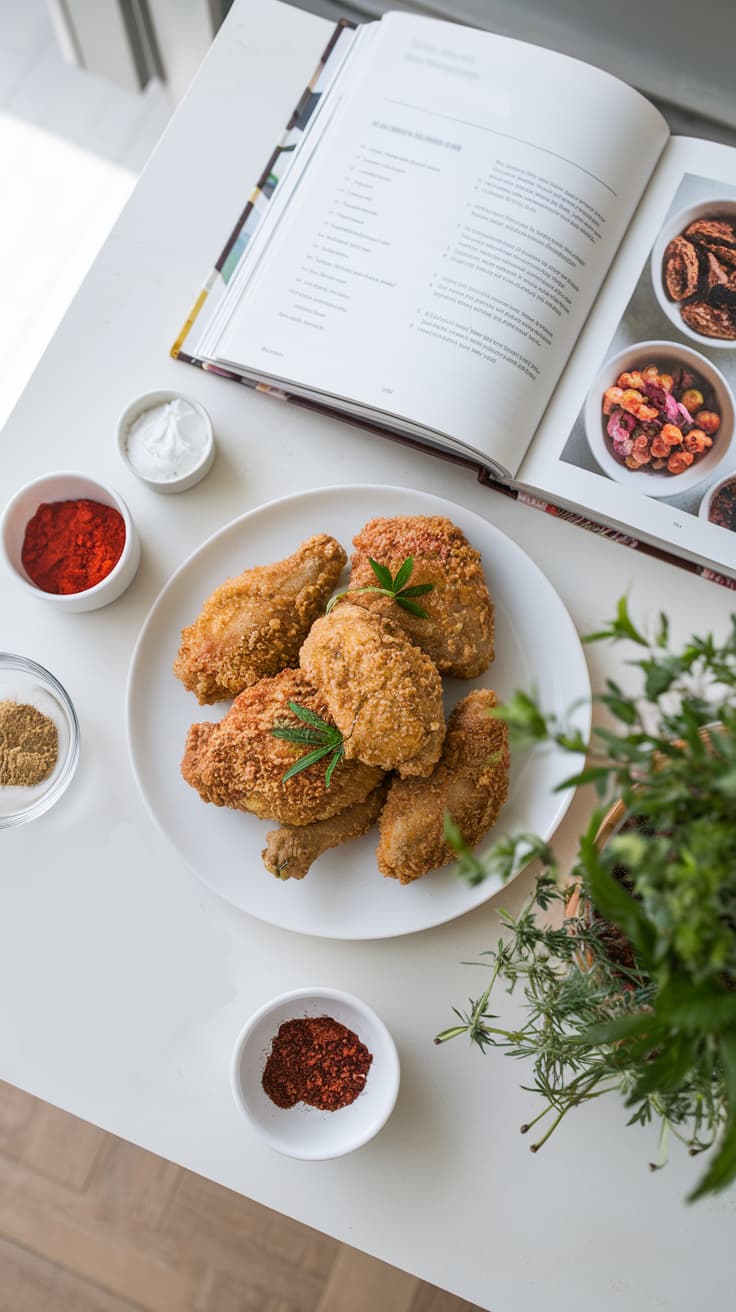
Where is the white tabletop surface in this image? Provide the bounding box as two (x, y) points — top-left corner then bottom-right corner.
(1, 3), (733, 1309)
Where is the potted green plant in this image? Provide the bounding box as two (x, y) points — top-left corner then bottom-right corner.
(436, 600), (736, 1202)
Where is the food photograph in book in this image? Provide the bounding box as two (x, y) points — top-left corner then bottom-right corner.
(561, 173), (736, 532)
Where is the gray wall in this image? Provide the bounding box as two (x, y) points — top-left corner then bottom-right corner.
(298, 0), (736, 131)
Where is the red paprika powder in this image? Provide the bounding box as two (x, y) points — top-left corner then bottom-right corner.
(21, 499), (125, 595)
(262, 1015), (373, 1111)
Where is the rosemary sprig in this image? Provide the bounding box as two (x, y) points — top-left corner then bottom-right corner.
(326, 556), (434, 619)
(271, 701), (344, 788)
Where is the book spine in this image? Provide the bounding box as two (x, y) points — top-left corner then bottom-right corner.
(171, 19), (355, 361)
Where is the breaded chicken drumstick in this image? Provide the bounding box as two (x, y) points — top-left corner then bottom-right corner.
(262, 783), (387, 880)
(174, 534), (346, 704)
(377, 688), (509, 884)
(181, 669), (382, 826)
(300, 603), (445, 778)
(347, 516), (494, 678)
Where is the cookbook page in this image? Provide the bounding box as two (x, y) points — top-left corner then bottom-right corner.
(209, 11), (667, 476)
(520, 136), (736, 575)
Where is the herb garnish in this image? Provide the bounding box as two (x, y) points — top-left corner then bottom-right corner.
(271, 701), (344, 788)
(326, 556), (434, 619)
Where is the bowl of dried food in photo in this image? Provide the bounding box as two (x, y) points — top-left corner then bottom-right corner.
(698, 470), (736, 532)
(583, 340), (734, 496)
(651, 200), (736, 347)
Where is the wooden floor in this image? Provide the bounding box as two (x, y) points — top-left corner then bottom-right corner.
(0, 1080), (484, 1312)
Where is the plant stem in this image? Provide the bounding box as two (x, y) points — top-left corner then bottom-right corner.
(520, 1105), (553, 1134)
(529, 1083), (618, 1152)
(650, 1118), (670, 1172)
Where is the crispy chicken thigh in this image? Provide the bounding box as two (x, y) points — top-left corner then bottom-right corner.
(181, 669), (382, 826)
(299, 603), (445, 777)
(262, 783), (387, 880)
(347, 516), (494, 678)
(174, 534), (347, 704)
(377, 688), (509, 884)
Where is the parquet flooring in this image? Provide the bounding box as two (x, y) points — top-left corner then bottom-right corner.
(0, 1081), (484, 1312)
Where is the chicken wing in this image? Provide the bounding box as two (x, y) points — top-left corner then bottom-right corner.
(262, 783), (387, 880)
(377, 689), (509, 884)
(181, 669), (382, 825)
(346, 516), (494, 678)
(174, 534), (347, 704)
(299, 603), (444, 777)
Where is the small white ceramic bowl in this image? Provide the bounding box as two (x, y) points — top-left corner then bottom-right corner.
(698, 470), (736, 526)
(583, 340), (735, 497)
(231, 987), (400, 1160)
(1, 471), (141, 612)
(117, 390), (215, 493)
(651, 199), (736, 349)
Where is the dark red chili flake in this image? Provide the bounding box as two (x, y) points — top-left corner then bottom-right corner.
(262, 1015), (373, 1112)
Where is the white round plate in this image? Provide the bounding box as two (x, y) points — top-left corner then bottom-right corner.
(126, 485), (590, 939)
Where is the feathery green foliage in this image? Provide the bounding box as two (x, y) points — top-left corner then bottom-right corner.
(437, 602), (736, 1202)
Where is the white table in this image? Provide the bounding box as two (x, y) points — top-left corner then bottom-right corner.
(1, 3), (732, 1308)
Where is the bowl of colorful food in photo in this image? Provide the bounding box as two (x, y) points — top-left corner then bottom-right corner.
(584, 341), (734, 496)
(651, 200), (736, 347)
(699, 471), (736, 532)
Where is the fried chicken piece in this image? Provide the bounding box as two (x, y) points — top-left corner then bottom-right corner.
(299, 603), (444, 778)
(181, 669), (382, 825)
(262, 782), (387, 880)
(346, 516), (494, 678)
(174, 534), (347, 704)
(377, 689), (509, 884)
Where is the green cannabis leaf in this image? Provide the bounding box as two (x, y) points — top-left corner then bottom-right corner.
(271, 701), (344, 788)
(325, 556), (434, 619)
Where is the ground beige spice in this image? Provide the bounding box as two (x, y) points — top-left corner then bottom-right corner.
(0, 700), (58, 786)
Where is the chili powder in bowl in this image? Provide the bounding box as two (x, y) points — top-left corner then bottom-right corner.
(231, 987), (400, 1160)
(1, 472), (140, 612)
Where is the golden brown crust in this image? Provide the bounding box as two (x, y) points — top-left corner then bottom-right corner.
(174, 534), (347, 704)
(346, 516), (494, 678)
(181, 669), (382, 825)
(377, 688), (510, 884)
(262, 782), (387, 880)
(299, 603), (445, 777)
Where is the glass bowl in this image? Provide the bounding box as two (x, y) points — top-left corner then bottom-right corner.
(0, 654), (80, 828)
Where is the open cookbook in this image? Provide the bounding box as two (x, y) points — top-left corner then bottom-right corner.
(173, 10), (736, 586)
